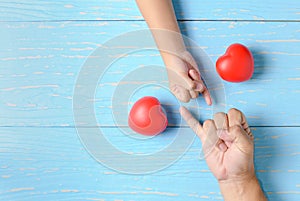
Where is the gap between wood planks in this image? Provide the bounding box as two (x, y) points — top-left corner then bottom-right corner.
(0, 19), (300, 23)
(0, 125), (300, 128)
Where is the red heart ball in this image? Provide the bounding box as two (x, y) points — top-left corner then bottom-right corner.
(216, 43), (254, 82)
(128, 96), (168, 136)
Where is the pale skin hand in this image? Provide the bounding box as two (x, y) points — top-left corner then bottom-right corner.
(180, 107), (267, 201)
(136, 0), (212, 104)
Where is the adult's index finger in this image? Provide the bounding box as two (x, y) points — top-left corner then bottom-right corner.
(179, 106), (204, 141)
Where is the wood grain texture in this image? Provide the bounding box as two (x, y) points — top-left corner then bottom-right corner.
(0, 0), (300, 21)
(0, 21), (299, 127)
(1, 1), (299, 200)
(0, 127), (299, 201)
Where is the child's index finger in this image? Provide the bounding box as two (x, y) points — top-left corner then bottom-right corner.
(179, 106), (204, 141)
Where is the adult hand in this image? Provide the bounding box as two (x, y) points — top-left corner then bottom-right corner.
(180, 106), (254, 181)
(180, 107), (266, 201)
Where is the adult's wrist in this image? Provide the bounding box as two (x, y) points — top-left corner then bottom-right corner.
(219, 175), (267, 201)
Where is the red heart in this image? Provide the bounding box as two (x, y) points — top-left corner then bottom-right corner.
(128, 96), (168, 136)
(216, 43), (254, 82)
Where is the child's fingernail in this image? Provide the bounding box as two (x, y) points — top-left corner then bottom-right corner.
(195, 83), (204, 92)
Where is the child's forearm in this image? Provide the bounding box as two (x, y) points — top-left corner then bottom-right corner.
(136, 0), (186, 58)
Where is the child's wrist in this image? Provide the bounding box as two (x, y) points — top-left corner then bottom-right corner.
(151, 29), (186, 56)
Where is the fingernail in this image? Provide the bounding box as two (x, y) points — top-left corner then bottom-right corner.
(195, 83), (204, 91)
(218, 142), (228, 152)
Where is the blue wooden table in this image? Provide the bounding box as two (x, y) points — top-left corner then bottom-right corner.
(1, 0), (300, 200)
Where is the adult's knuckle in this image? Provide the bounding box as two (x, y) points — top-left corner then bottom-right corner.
(214, 112), (227, 120)
(228, 108), (241, 116)
(231, 125), (242, 133)
(203, 119), (214, 130)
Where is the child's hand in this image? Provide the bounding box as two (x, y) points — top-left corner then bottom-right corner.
(164, 51), (212, 104)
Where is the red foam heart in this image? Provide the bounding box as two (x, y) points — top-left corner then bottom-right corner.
(216, 43), (254, 82)
(128, 96), (168, 136)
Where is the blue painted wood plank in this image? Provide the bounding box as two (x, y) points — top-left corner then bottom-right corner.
(0, 127), (299, 200)
(0, 21), (299, 127)
(0, 0), (299, 21)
